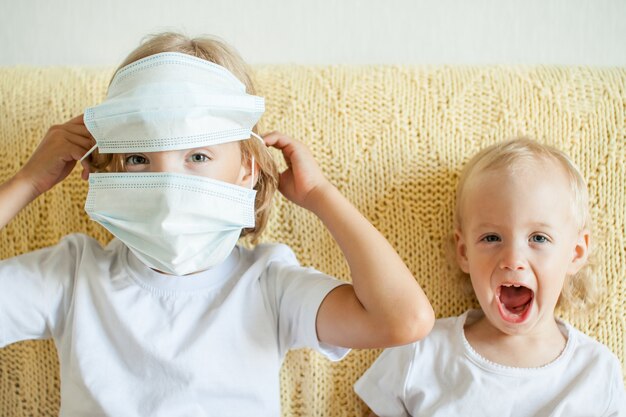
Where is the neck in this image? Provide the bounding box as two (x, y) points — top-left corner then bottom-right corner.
(464, 313), (566, 368)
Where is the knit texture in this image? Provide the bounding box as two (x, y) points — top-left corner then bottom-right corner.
(1, 66), (625, 416)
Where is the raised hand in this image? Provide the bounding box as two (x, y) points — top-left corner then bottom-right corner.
(261, 131), (434, 349)
(261, 131), (332, 212)
(17, 114), (94, 197)
(0, 115), (94, 229)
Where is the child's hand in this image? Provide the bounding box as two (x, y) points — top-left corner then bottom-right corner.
(264, 132), (434, 349)
(17, 115), (94, 198)
(262, 131), (332, 211)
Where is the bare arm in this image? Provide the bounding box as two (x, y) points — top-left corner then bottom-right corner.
(264, 132), (434, 349)
(0, 115), (93, 230)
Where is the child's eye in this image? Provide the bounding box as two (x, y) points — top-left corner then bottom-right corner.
(189, 153), (210, 163)
(530, 234), (549, 243)
(125, 154), (148, 165)
(481, 234), (501, 243)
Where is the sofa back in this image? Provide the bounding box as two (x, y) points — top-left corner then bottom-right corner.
(1, 66), (624, 416)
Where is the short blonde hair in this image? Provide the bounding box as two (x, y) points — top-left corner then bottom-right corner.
(451, 137), (600, 311)
(90, 32), (278, 242)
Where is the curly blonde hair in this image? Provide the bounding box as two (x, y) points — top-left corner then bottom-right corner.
(90, 32), (278, 242)
(450, 137), (601, 311)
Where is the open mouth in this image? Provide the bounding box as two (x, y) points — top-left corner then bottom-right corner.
(496, 283), (534, 323)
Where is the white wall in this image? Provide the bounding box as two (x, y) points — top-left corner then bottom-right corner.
(1, 0), (625, 66)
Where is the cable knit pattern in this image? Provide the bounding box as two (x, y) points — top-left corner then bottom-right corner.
(0, 66), (624, 416)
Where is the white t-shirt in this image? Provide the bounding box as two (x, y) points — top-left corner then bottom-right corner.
(0, 234), (349, 417)
(355, 309), (626, 417)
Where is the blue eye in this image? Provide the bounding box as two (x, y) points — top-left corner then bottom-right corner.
(125, 154), (148, 165)
(482, 234), (500, 243)
(190, 153), (210, 163)
(530, 234), (549, 243)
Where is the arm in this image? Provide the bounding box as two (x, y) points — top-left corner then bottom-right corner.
(263, 132), (434, 349)
(0, 115), (93, 230)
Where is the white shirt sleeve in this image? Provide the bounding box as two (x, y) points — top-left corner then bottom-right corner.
(263, 260), (350, 361)
(354, 343), (416, 417)
(0, 234), (85, 347)
(604, 355), (626, 416)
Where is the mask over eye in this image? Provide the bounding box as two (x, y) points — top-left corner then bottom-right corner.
(83, 52), (264, 275)
(83, 51), (264, 154)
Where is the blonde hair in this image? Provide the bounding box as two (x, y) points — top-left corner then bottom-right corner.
(90, 32), (278, 242)
(451, 137), (600, 311)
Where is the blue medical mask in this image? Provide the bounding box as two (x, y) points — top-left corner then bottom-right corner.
(85, 172), (256, 275)
(82, 52), (264, 155)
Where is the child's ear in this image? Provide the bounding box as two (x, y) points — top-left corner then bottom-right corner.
(567, 229), (590, 275)
(237, 157), (258, 189)
(455, 229), (470, 273)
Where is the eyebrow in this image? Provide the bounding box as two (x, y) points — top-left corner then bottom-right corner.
(184, 146), (218, 154)
(473, 222), (555, 230)
(474, 223), (499, 229)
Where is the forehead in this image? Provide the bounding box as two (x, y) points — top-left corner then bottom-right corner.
(461, 158), (575, 227)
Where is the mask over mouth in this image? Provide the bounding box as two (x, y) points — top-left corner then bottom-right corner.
(82, 51), (264, 155)
(82, 52), (265, 275)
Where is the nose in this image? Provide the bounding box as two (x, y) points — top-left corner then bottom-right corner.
(149, 153), (184, 174)
(499, 242), (526, 271)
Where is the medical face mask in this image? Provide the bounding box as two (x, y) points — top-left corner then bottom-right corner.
(82, 52), (265, 154)
(82, 52), (265, 275)
(85, 172), (257, 276)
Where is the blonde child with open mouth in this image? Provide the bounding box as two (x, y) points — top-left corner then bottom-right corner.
(355, 138), (626, 416)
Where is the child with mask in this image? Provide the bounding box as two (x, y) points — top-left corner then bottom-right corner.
(0, 33), (434, 416)
(354, 138), (626, 416)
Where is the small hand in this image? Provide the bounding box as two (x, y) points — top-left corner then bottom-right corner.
(16, 114), (95, 198)
(262, 131), (332, 211)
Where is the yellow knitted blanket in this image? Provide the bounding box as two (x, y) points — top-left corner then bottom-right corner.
(1, 66), (624, 416)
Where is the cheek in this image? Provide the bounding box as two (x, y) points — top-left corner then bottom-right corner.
(532, 250), (569, 301)
(537, 275), (566, 309)
(467, 255), (494, 289)
(465, 247), (491, 272)
(218, 146), (246, 184)
(467, 251), (502, 297)
(204, 162), (243, 183)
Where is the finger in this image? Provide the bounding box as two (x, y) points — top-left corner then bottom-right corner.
(59, 142), (95, 163)
(45, 124), (93, 149)
(261, 131), (292, 148)
(63, 132), (96, 151)
(63, 122), (94, 139)
(80, 159), (91, 180)
(260, 130), (279, 139)
(67, 114), (86, 125)
(262, 133), (303, 161)
(80, 157), (93, 172)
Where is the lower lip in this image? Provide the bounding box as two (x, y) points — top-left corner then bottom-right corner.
(496, 296), (533, 324)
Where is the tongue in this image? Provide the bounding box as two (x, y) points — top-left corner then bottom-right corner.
(500, 286), (533, 309)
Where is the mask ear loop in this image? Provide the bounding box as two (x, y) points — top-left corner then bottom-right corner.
(250, 156), (255, 189)
(249, 132), (265, 190)
(80, 144), (98, 162)
(250, 131), (264, 143)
